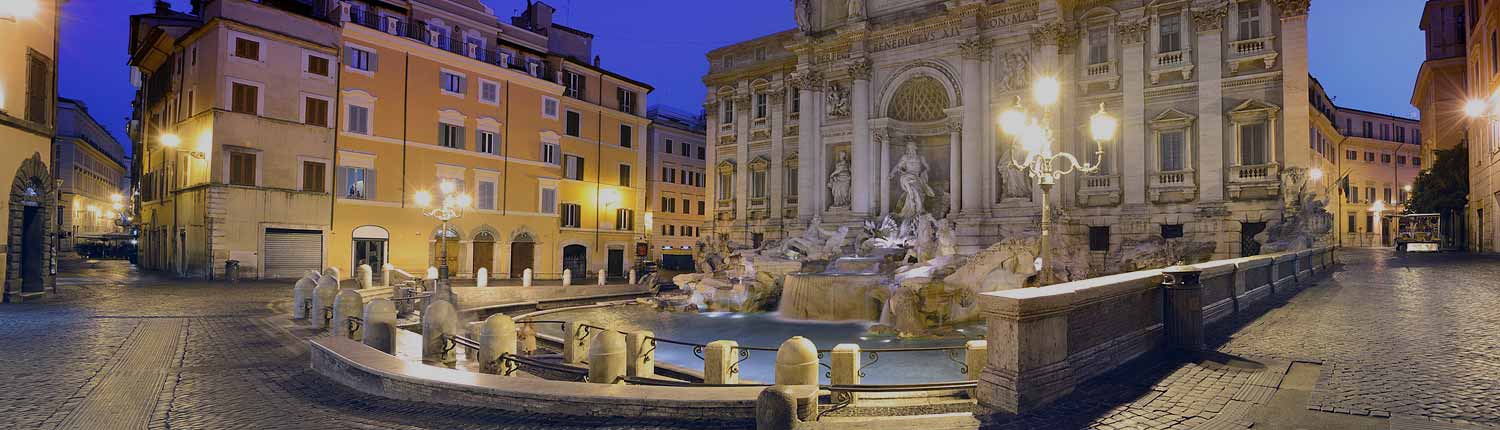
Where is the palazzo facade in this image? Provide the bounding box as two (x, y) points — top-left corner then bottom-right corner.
(704, 0), (1319, 267)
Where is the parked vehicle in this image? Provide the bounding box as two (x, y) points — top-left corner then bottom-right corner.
(1396, 213), (1442, 252)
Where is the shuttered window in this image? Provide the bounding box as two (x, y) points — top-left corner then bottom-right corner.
(25, 51), (51, 125)
(230, 152), (257, 186)
(560, 203), (581, 228)
(347, 105), (370, 134)
(231, 82), (259, 115)
(306, 55), (330, 76)
(304, 97), (329, 127)
(302, 161), (326, 192)
(540, 187), (558, 214)
(233, 37), (261, 61)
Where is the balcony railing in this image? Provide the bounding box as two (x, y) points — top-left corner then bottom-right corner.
(1082, 174), (1117, 190)
(1229, 37), (1272, 57)
(1155, 171), (1188, 185)
(1154, 50), (1186, 68)
(345, 8), (554, 82)
(1229, 163), (1280, 183)
(1086, 61), (1115, 77)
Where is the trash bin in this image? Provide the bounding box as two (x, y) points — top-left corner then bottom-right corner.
(226, 260), (241, 283)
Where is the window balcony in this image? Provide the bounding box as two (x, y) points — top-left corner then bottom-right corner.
(1079, 60), (1120, 92)
(343, 7), (554, 82)
(1150, 49), (1194, 84)
(1077, 174), (1121, 207)
(1227, 36), (1278, 73)
(1148, 169), (1196, 203)
(1227, 162), (1281, 200)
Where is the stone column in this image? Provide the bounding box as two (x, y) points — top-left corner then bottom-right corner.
(877, 130), (892, 216)
(851, 59), (874, 216)
(959, 37), (991, 214)
(796, 71), (822, 222)
(704, 100), (720, 232)
(705, 340), (740, 384)
(734, 90), (752, 225)
(1195, 8), (1227, 202)
(770, 85), (788, 228)
(948, 118), (963, 216)
(1277, 0), (1313, 166)
(1119, 21), (1149, 205)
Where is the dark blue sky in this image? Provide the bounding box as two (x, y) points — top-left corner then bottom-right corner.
(61, 0), (1425, 158)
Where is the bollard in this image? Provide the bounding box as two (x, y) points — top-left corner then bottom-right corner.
(311, 277), (339, 330)
(562, 269), (572, 287)
(587, 329), (626, 384)
(626, 330), (655, 378)
(830, 343), (861, 388)
(964, 340), (988, 381)
(775, 336), (819, 386)
(306, 269), (321, 281)
(292, 276), (316, 320)
(704, 340), (740, 384)
(629, 269), (637, 285)
(323, 267), (341, 283)
(478, 314), (516, 374)
(597, 269), (607, 286)
(757, 386), (803, 430)
(332, 289), (365, 340)
(357, 264), (373, 289)
(425, 266), (439, 281)
(562, 320), (593, 364)
(362, 299), (398, 354)
(522, 268), (533, 287)
(1162, 264), (1205, 352)
(422, 300), (459, 366)
(380, 263), (393, 287)
(518, 322), (538, 355)
(476, 268), (489, 288)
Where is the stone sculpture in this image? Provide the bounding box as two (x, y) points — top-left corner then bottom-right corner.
(828, 151), (853, 209)
(891, 140), (933, 219)
(999, 144), (1034, 200)
(846, 0), (864, 20)
(793, 0), (812, 33)
(826, 83), (850, 118)
(997, 50), (1032, 93)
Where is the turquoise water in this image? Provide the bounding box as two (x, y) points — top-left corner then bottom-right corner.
(532, 305), (982, 385)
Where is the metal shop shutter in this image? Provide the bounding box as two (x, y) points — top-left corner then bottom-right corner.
(263, 228), (323, 279)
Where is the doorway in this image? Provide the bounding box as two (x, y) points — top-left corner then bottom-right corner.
(510, 240), (535, 278)
(430, 228), (461, 276)
(353, 239), (386, 281)
(472, 232), (495, 278)
(562, 244), (587, 281)
(21, 206), (44, 293)
(607, 248), (625, 278)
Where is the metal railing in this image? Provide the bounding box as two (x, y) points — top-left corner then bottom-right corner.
(346, 8), (555, 82)
(818, 380), (979, 419)
(346, 315), (363, 335)
(816, 345), (972, 379)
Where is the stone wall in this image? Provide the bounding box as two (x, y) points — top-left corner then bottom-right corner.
(450, 284), (649, 310)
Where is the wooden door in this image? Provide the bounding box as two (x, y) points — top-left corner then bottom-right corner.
(473, 241), (494, 277)
(509, 242), (534, 278)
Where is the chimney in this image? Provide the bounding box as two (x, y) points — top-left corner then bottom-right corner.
(155, 0), (172, 14)
(593, 55), (601, 67)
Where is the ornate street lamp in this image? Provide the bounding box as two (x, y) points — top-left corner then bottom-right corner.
(414, 180), (471, 285)
(999, 76), (1117, 286)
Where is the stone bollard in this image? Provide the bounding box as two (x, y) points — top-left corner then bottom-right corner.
(597, 269), (607, 286)
(310, 277), (339, 330)
(380, 263), (393, 287)
(358, 264), (373, 289)
(332, 289), (365, 340)
(306, 269), (321, 281)
(775, 336), (819, 385)
(756, 386), (804, 430)
(629, 269), (637, 285)
(562, 320), (593, 364)
(562, 269), (573, 287)
(292, 276), (316, 320)
(518, 322), (538, 355)
(1162, 264), (1205, 352)
(522, 268), (533, 287)
(965, 340), (988, 381)
(830, 343), (860, 386)
(422, 300), (459, 367)
(478, 314), (516, 374)
(323, 266), (341, 282)
(425, 266), (439, 281)
(587, 329), (626, 384)
(476, 268), (488, 288)
(704, 340), (740, 384)
(362, 299), (398, 354)
(626, 330), (655, 378)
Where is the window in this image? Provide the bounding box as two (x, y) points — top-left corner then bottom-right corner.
(754, 93), (768, 119)
(478, 180), (496, 210)
(480, 80), (499, 104)
(721, 99), (735, 124)
(477, 130), (497, 154)
(791, 90), (800, 114)
(230, 81), (259, 115)
(346, 46), (374, 72)
(560, 203), (582, 228)
(620, 124), (633, 148)
(718, 172), (734, 200)
(1363, 121), (1373, 137)
(233, 37), (260, 61)
(24, 52), (51, 125)
(1347, 213), (1356, 233)
(1413, 157), (1422, 166)
(303, 96), (330, 127)
(563, 71), (585, 99)
(665, 139), (674, 154)
(682, 142), (691, 155)
(1159, 131), (1186, 171)
(660, 197), (673, 212)
(1381, 153), (1392, 164)
(1384, 187), (1392, 203)
(1381, 124), (1390, 140)
(615, 208), (635, 230)
(1237, 1), (1261, 40)
(1365, 152), (1375, 162)
(619, 164), (632, 187)
(306, 54), (330, 77)
(440, 71), (465, 94)
(1348, 186), (1358, 203)
(543, 97), (560, 119)
(661, 167), (670, 182)
(1088, 28), (1109, 65)
(1396, 126), (1406, 143)
(540, 186), (558, 214)
(1397, 155), (1407, 165)
(1366, 187), (1375, 203)
(1159, 14), (1182, 53)
(1088, 226), (1110, 251)
(564, 155), (584, 180)
(541, 141), (559, 164)
(347, 105), (370, 134)
(681, 198), (690, 214)
(751, 170), (767, 198)
(617, 89), (637, 113)
(342, 166), (372, 199)
(1492, 32), (1498, 75)
(438, 123), (464, 149)
(1239, 123), (1268, 165)
(666, 225), (675, 236)
(565, 111), (581, 137)
(786, 166), (799, 198)
(302, 161), (326, 192)
(1161, 224), (1184, 239)
(697, 200), (705, 215)
(229, 152), (257, 186)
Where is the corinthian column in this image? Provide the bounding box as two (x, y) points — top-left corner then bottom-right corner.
(959, 37), (991, 215)
(948, 117), (962, 216)
(1276, 0), (1312, 167)
(1118, 20), (1149, 206)
(795, 70), (823, 222)
(1194, 7), (1227, 202)
(851, 59), (873, 216)
(877, 129), (891, 216)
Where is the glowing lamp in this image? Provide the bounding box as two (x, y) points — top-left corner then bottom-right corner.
(160, 133), (181, 148)
(1089, 104), (1117, 142)
(1032, 76), (1060, 107)
(600, 188), (621, 208)
(1308, 168), (1324, 181)
(439, 180), (456, 194)
(1465, 100), (1487, 118)
(454, 193), (472, 209)
(1020, 120), (1048, 156)
(999, 108), (1026, 136)
(413, 191), (432, 207)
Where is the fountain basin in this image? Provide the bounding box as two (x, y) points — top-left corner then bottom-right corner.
(779, 272), (887, 321)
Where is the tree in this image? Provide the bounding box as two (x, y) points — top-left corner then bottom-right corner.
(1405, 143), (1468, 215)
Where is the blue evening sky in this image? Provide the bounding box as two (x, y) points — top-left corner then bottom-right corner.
(59, 0), (1426, 158)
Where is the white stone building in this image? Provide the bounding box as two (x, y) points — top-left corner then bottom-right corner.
(703, 0), (1319, 270)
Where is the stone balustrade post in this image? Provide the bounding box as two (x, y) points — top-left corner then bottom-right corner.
(775, 336), (818, 386)
(587, 330), (626, 384)
(562, 320), (592, 364)
(476, 268), (488, 288)
(976, 290), (1075, 416)
(562, 269), (572, 287)
(629, 269), (637, 285)
(518, 322), (537, 355)
(478, 314), (516, 375)
(357, 264), (372, 289)
(310, 277), (339, 330)
(522, 268), (533, 287)
(1163, 264), (1205, 352)
(380, 263), (392, 287)
(965, 340), (988, 381)
(324, 266), (342, 283)
(421, 300), (459, 367)
(332, 289), (364, 340)
(362, 299), (397, 354)
(597, 269), (607, 286)
(704, 340), (740, 384)
(626, 330), (655, 377)
(292, 275), (316, 320)
(830, 343), (860, 402)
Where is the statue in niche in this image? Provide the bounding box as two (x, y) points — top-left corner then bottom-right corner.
(891, 139), (933, 219)
(828, 150), (853, 209)
(998, 143), (1034, 201)
(826, 83), (850, 119)
(847, 0), (865, 20)
(793, 0), (812, 33)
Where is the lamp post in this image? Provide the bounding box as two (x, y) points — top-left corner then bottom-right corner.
(414, 180), (471, 285)
(998, 77), (1117, 286)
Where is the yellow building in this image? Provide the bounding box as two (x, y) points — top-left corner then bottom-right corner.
(1311, 77), (1423, 248)
(1, 0), (60, 302)
(327, 0), (651, 281)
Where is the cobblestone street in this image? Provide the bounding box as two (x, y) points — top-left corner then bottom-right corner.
(2, 249), (1498, 429)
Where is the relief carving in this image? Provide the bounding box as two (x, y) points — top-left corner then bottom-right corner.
(996, 49), (1032, 93)
(849, 58), (873, 81)
(959, 37), (994, 61)
(826, 83), (851, 119)
(1193, 7), (1227, 32)
(1117, 19), (1150, 45)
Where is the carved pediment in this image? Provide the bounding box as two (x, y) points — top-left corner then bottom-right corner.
(1150, 108), (1196, 129)
(784, 152), (800, 167)
(717, 160), (737, 175)
(749, 156), (771, 171)
(1228, 99), (1281, 122)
